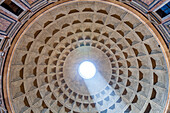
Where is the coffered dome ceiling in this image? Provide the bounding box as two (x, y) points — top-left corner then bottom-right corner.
(5, 1), (169, 113)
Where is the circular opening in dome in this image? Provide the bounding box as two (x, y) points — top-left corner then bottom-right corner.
(78, 61), (96, 79)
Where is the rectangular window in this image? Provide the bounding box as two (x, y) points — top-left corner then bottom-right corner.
(1, 1), (23, 16)
(156, 2), (170, 18)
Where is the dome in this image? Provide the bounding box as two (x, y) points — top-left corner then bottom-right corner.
(0, 0), (170, 113)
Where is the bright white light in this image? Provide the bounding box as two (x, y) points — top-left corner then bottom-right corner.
(78, 61), (96, 79)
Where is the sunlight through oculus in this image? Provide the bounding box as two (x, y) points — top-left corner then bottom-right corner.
(78, 61), (96, 79)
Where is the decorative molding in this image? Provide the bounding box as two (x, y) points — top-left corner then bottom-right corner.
(163, 20), (170, 34)
(0, 107), (7, 113)
(133, 0), (161, 10)
(0, 13), (16, 35)
(20, 0), (45, 9)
